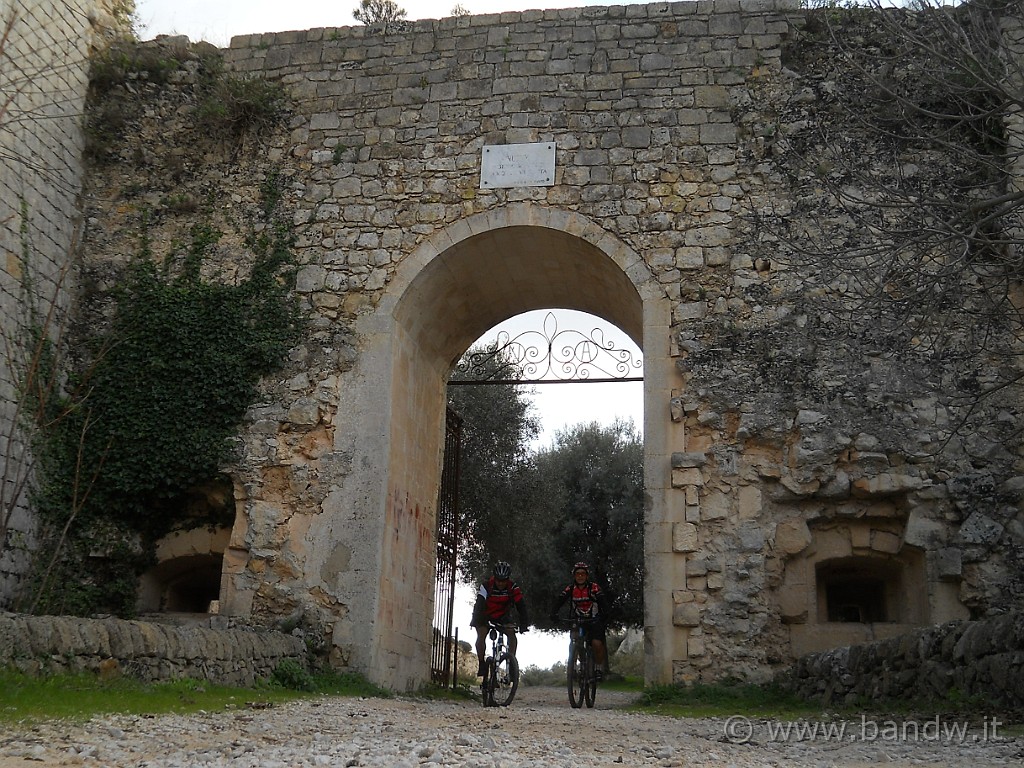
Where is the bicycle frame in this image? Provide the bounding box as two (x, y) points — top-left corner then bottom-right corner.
(481, 622), (520, 707)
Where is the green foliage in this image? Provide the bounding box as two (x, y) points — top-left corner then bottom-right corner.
(294, 670), (392, 698)
(24, 178), (300, 616)
(352, 0), (408, 29)
(271, 659), (315, 691)
(58, 228), (295, 525)
(22, 525), (150, 617)
(519, 661), (566, 687)
(447, 345), (540, 581)
(89, 40), (180, 95)
(526, 420), (645, 629)
(448, 347), (644, 629)
(196, 75), (287, 139)
(86, 41), (286, 162)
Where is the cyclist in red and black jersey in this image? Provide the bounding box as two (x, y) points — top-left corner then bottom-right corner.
(549, 561), (610, 679)
(470, 561), (530, 677)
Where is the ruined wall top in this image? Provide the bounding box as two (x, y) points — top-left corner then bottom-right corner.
(222, 1), (803, 81)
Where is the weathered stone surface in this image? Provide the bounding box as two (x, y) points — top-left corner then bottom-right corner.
(957, 512), (1005, 545)
(851, 473), (925, 497)
(672, 603), (701, 627)
(0, 613), (305, 686)
(672, 522), (699, 553)
(780, 611), (1024, 708)
(775, 519), (812, 556)
(671, 452), (707, 468)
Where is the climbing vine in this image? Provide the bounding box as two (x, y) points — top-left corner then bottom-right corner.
(24, 175), (301, 616)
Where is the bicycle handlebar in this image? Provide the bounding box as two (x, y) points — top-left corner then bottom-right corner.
(486, 621), (520, 631)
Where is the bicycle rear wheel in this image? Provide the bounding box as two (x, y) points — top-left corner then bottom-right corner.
(584, 651), (596, 708)
(493, 653), (519, 706)
(567, 642), (585, 708)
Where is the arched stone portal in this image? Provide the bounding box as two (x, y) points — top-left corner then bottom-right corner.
(318, 204), (674, 690)
(8, 0), (1018, 698)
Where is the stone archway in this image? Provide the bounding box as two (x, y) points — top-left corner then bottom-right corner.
(327, 204), (674, 689)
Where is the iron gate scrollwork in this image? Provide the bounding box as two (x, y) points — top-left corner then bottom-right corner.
(431, 407), (462, 687)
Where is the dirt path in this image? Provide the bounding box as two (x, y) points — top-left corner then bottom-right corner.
(1, 686), (1020, 767)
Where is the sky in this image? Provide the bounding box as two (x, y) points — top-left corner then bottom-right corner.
(134, 0), (638, 47)
(133, 1), (645, 671)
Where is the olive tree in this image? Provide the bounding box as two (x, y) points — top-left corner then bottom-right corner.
(352, 0), (408, 31)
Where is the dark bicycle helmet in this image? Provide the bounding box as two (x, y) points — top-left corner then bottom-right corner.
(572, 561), (590, 575)
(493, 561), (512, 579)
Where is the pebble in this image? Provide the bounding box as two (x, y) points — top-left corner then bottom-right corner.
(0, 686), (1020, 767)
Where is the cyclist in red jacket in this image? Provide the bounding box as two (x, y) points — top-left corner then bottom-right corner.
(550, 561), (610, 680)
(470, 560), (530, 676)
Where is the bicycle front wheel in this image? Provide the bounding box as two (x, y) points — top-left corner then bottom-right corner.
(482, 658), (497, 707)
(567, 642), (585, 708)
(584, 650), (597, 708)
(493, 653), (519, 707)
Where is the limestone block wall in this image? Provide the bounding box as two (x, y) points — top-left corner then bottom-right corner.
(0, 1), (117, 608)
(780, 611), (1024, 708)
(211, 0), (809, 691)
(0, 612), (307, 686)
(53, 0), (1024, 691)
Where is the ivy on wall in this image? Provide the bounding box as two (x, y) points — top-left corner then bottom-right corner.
(24, 177), (301, 617)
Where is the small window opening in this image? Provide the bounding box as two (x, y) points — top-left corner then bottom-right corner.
(163, 560), (222, 613)
(817, 557), (901, 624)
(825, 579), (886, 622)
(145, 553), (223, 614)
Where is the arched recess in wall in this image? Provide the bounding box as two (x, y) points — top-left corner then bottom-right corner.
(373, 203), (673, 685)
(136, 477), (234, 616)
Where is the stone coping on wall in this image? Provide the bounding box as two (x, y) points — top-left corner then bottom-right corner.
(0, 612), (307, 687)
(225, 0), (804, 50)
(779, 612), (1024, 709)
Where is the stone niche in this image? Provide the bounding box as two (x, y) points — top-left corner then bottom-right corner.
(137, 526), (230, 615)
(136, 478), (235, 615)
(777, 514), (968, 657)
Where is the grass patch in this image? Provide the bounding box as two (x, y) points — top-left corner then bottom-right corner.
(0, 667), (388, 725)
(634, 681), (824, 719)
(601, 674), (644, 693)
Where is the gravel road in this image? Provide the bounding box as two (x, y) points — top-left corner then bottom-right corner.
(1, 685), (1021, 767)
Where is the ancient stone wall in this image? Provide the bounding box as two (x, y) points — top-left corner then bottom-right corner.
(0, 1), (118, 609)
(7, 1), (1023, 692)
(0, 612), (307, 686)
(780, 611), (1024, 708)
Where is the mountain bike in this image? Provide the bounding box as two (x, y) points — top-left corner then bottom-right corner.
(480, 622), (520, 707)
(560, 616), (597, 708)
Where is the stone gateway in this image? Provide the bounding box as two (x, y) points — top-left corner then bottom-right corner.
(1, 0), (1021, 692)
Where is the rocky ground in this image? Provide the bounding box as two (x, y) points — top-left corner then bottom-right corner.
(1, 686), (1021, 767)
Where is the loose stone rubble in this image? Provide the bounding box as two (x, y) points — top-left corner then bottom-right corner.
(1, 687), (1021, 768)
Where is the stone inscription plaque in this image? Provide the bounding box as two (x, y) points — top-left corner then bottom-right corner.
(480, 142), (556, 189)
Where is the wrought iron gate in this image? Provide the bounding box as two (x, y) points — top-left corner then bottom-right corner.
(431, 407), (462, 687)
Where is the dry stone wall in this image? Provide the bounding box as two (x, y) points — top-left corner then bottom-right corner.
(0, 612), (306, 686)
(780, 611), (1024, 709)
